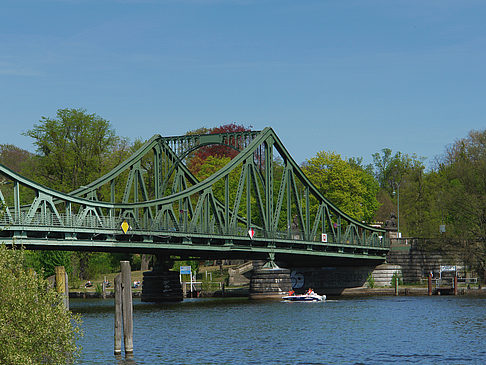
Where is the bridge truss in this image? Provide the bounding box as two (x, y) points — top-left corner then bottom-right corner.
(0, 128), (389, 265)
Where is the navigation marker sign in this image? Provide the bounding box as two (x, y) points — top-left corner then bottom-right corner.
(321, 233), (328, 243)
(248, 228), (255, 239)
(121, 220), (130, 234)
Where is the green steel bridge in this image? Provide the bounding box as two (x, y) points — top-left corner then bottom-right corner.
(0, 128), (389, 266)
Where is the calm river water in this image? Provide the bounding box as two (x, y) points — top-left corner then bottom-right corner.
(71, 296), (486, 364)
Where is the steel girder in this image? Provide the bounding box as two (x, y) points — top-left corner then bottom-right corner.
(0, 128), (389, 263)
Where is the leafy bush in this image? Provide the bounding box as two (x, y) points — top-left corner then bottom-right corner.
(367, 273), (375, 288)
(24, 250), (72, 279)
(0, 245), (82, 364)
(95, 283), (103, 295)
(391, 271), (403, 286)
(69, 275), (82, 289)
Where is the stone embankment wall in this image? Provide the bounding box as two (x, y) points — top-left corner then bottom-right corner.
(386, 240), (447, 283)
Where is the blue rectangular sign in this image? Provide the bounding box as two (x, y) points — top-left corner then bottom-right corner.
(180, 266), (192, 275)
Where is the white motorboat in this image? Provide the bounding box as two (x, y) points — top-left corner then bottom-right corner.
(282, 292), (326, 302)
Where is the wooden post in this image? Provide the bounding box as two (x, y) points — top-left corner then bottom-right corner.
(55, 266), (69, 309)
(102, 281), (106, 299)
(64, 271), (69, 309)
(121, 261), (133, 355)
(114, 274), (122, 356)
(182, 282), (187, 298)
(55, 266), (65, 293)
(454, 275), (458, 296)
(428, 273), (432, 296)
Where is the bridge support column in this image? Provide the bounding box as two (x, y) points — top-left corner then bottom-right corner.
(249, 267), (292, 300)
(141, 256), (183, 302)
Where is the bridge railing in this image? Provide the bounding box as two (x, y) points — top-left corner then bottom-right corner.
(0, 210), (389, 249)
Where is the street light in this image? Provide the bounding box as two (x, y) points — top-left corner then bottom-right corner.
(393, 182), (400, 238)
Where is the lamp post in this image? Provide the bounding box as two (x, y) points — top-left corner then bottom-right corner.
(393, 182), (400, 238)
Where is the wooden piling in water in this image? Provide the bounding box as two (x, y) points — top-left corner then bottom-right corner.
(428, 273), (432, 296)
(182, 281), (187, 298)
(121, 261), (133, 355)
(102, 276), (107, 299)
(55, 266), (69, 309)
(114, 274), (122, 356)
(454, 275), (458, 296)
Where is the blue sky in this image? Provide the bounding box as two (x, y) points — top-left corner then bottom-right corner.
(1, 0), (485, 168)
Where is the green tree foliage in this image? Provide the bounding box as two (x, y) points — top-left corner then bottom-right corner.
(192, 155), (252, 220)
(372, 148), (394, 192)
(23, 108), (121, 192)
(172, 260), (200, 276)
(0, 144), (33, 174)
(379, 129), (486, 279)
(302, 151), (379, 222)
(22, 108), (136, 280)
(435, 129), (486, 275)
(0, 145), (36, 206)
(186, 123), (252, 175)
(372, 148), (424, 193)
(0, 245), (82, 364)
(24, 250), (72, 279)
(86, 252), (124, 279)
(372, 148), (425, 232)
(194, 155), (231, 181)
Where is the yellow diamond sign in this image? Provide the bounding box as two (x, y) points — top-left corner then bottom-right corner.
(121, 220), (130, 234)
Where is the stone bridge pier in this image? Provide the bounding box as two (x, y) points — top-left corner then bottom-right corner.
(249, 265), (292, 299)
(141, 255), (183, 302)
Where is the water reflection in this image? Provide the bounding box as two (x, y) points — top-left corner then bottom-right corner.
(114, 353), (138, 365)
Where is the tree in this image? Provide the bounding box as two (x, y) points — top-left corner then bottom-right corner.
(0, 245), (81, 364)
(0, 145), (36, 206)
(23, 108), (120, 192)
(22, 108), (133, 281)
(192, 155), (245, 216)
(186, 123), (252, 176)
(24, 250), (72, 279)
(395, 129), (486, 280)
(435, 129), (486, 277)
(372, 148), (425, 233)
(374, 189), (395, 223)
(194, 155), (232, 182)
(372, 148), (424, 193)
(302, 151), (379, 222)
(372, 148), (394, 191)
(0, 144), (33, 174)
